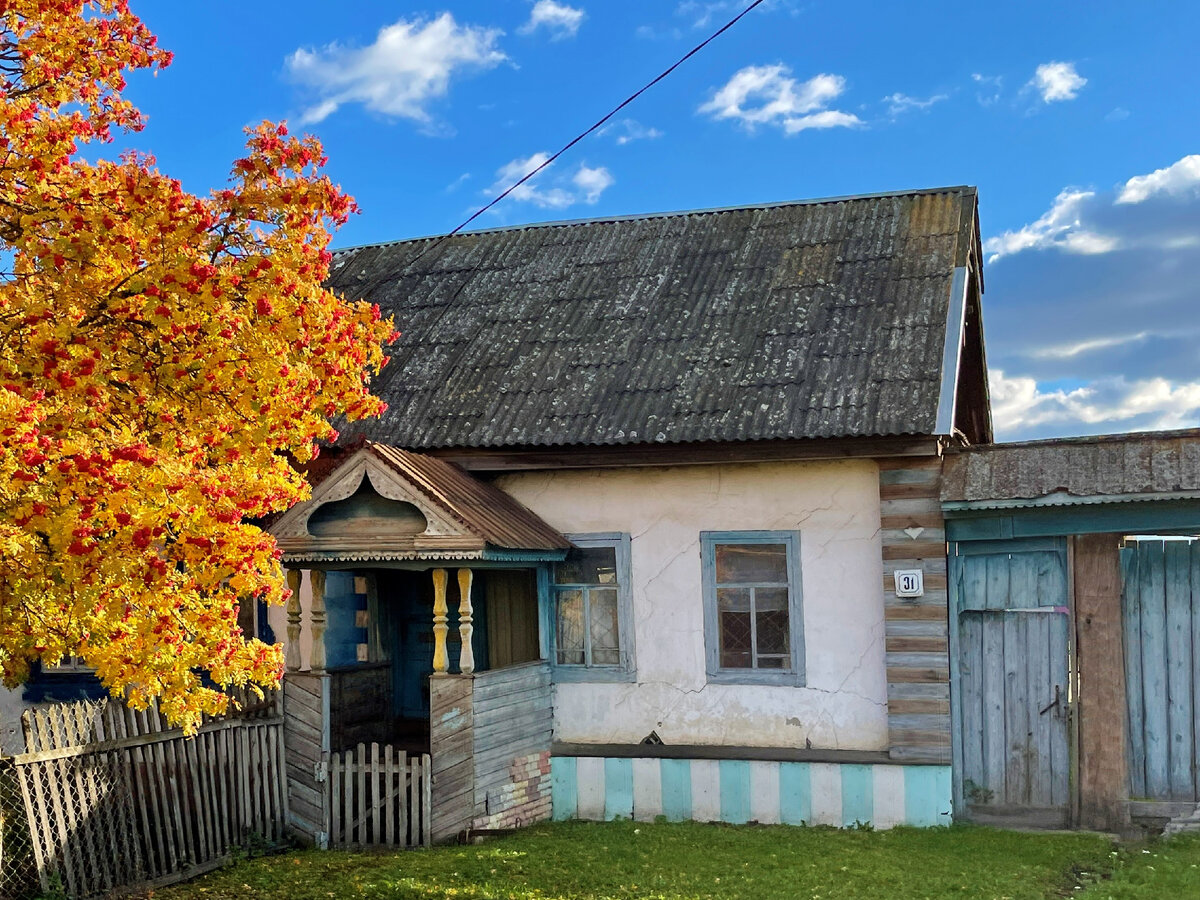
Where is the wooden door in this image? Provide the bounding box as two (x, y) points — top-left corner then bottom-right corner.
(951, 539), (1072, 827)
(1122, 538), (1200, 804)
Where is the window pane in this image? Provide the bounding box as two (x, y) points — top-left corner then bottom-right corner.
(718, 588), (752, 668)
(556, 589), (585, 664)
(755, 586), (790, 656)
(756, 656), (786, 669)
(715, 543), (787, 584)
(589, 588), (620, 665)
(555, 546), (618, 585)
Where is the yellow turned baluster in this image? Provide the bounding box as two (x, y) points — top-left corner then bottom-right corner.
(432, 568), (449, 675)
(285, 568), (303, 672)
(458, 568), (475, 675)
(309, 570), (327, 673)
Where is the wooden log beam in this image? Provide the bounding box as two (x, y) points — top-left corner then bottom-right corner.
(1074, 533), (1131, 832)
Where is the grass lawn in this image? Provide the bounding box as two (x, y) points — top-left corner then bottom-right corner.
(1074, 833), (1200, 899)
(148, 820), (1122, 900)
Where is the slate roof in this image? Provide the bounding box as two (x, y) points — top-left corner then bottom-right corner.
(329, 187), (979, 450)
(941, 429), (1200, 506)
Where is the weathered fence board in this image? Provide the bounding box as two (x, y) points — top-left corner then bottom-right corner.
(8, 689), (285, 899)
(1123, 538), (1200, 803)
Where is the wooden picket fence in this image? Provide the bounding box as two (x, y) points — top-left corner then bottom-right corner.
(8, 690), (285, 899)
(328, 743), (430, 848)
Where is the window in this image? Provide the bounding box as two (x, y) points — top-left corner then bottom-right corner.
(701, 531), (804, 685)
(552, 533), (634, 681)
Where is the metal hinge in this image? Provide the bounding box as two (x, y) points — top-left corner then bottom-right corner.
(314, 759), (328, 783)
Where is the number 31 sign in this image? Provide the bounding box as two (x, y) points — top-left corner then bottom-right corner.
(893, 569), (924, 598)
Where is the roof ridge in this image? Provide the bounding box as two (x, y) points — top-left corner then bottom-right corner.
(332, 185), (978, 256)
(960, 426), (1200, 452)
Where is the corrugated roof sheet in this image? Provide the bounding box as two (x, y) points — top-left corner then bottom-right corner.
(941, 429), (1200, 504)
(368, 443), (570, 550)
(330, 187), (977, 450)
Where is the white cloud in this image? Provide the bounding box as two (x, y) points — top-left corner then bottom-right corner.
(487, 153), (614, 209)
(883, 92), (948, 117)
(984, 189), (1118, 262)
(699, 65), (862, 135)
(519, 1), (585, 39)
(971, 72), (1003, 107)
(286, 13), (506, 126)
(1117, 155), (1200, 204)
(1029, 61), (1086, 103)
(599, 118), (664, 145)
(573, 165), (614, 202)
(676, 0), (796, 28)
(1028, 331), (1151, 361)
(990, 370), (1200, 437)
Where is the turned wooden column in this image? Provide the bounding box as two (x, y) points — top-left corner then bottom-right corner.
(309, 569), (327, 674)
(458, 568), (475, 675)
(284, 568), (303, 672)
(432, 568), (449, 675)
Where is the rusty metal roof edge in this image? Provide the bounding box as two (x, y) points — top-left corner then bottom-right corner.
(943, 489), (1200, 513)
(331, 185), (979, 256)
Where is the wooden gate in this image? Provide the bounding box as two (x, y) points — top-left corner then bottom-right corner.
(327, 743), (430, 847)
(1122, 537), (1200, 804)
(950, 539), (1073, 827)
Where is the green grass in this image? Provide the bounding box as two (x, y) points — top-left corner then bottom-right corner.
(149, 821), (1119, 900)
(1075, 833), (1200, 899)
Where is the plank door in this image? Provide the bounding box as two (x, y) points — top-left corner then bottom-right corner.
(951, 539), (1072, 827)
(1122, 538), (1200, 803)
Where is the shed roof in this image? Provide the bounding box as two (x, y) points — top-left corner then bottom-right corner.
(941, 429), (1200, 507)
(330, 187), (981, 450)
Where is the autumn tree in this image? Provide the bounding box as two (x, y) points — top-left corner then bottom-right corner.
(0, 1), (395, 729)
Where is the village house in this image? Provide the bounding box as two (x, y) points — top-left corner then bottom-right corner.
(11, 187), (1200, 854)
(269, 187), (989, 842)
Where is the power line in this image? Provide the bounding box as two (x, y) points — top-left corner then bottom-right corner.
(400, 0), (766, 271)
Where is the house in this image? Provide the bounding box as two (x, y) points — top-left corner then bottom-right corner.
(270, 186), (990, 842)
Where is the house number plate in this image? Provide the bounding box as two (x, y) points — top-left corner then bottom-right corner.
(893, 569), (924, 598)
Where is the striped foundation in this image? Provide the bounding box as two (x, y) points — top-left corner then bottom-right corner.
(551, 757), (951, 828)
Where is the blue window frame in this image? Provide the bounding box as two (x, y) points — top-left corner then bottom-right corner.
(701, 531), (805, 686)
(551, 533), (635, 682)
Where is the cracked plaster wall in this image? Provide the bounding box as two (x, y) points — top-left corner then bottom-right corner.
(497, 459), (888, 751)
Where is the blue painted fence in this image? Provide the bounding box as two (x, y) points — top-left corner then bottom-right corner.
(551, 757), (952, 828)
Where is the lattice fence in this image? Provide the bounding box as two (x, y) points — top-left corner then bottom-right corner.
(0, 690), (286, 899)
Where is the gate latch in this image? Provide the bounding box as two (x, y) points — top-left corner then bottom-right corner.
(1039, 684), (1062, 717)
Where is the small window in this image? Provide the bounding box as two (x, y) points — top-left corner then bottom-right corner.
(49, 655), (93, 674)
(552, 533), (634, 682)
(702, 531), (804, 685)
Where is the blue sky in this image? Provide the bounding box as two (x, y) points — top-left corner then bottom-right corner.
(116, 1), (1200, 441)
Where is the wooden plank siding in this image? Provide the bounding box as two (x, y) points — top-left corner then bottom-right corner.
(878, 456), (951, 762)
(472, 663), (553, 823)
(429, 675), (474, 842)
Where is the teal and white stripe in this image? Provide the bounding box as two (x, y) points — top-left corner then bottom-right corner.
(551, 757), (951, 828)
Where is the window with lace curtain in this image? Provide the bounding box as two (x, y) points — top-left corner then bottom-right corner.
(552, 533), (634, 682)
(701, 531), (805, 685)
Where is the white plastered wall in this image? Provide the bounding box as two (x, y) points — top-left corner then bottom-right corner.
(497, 459), (888, 751)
